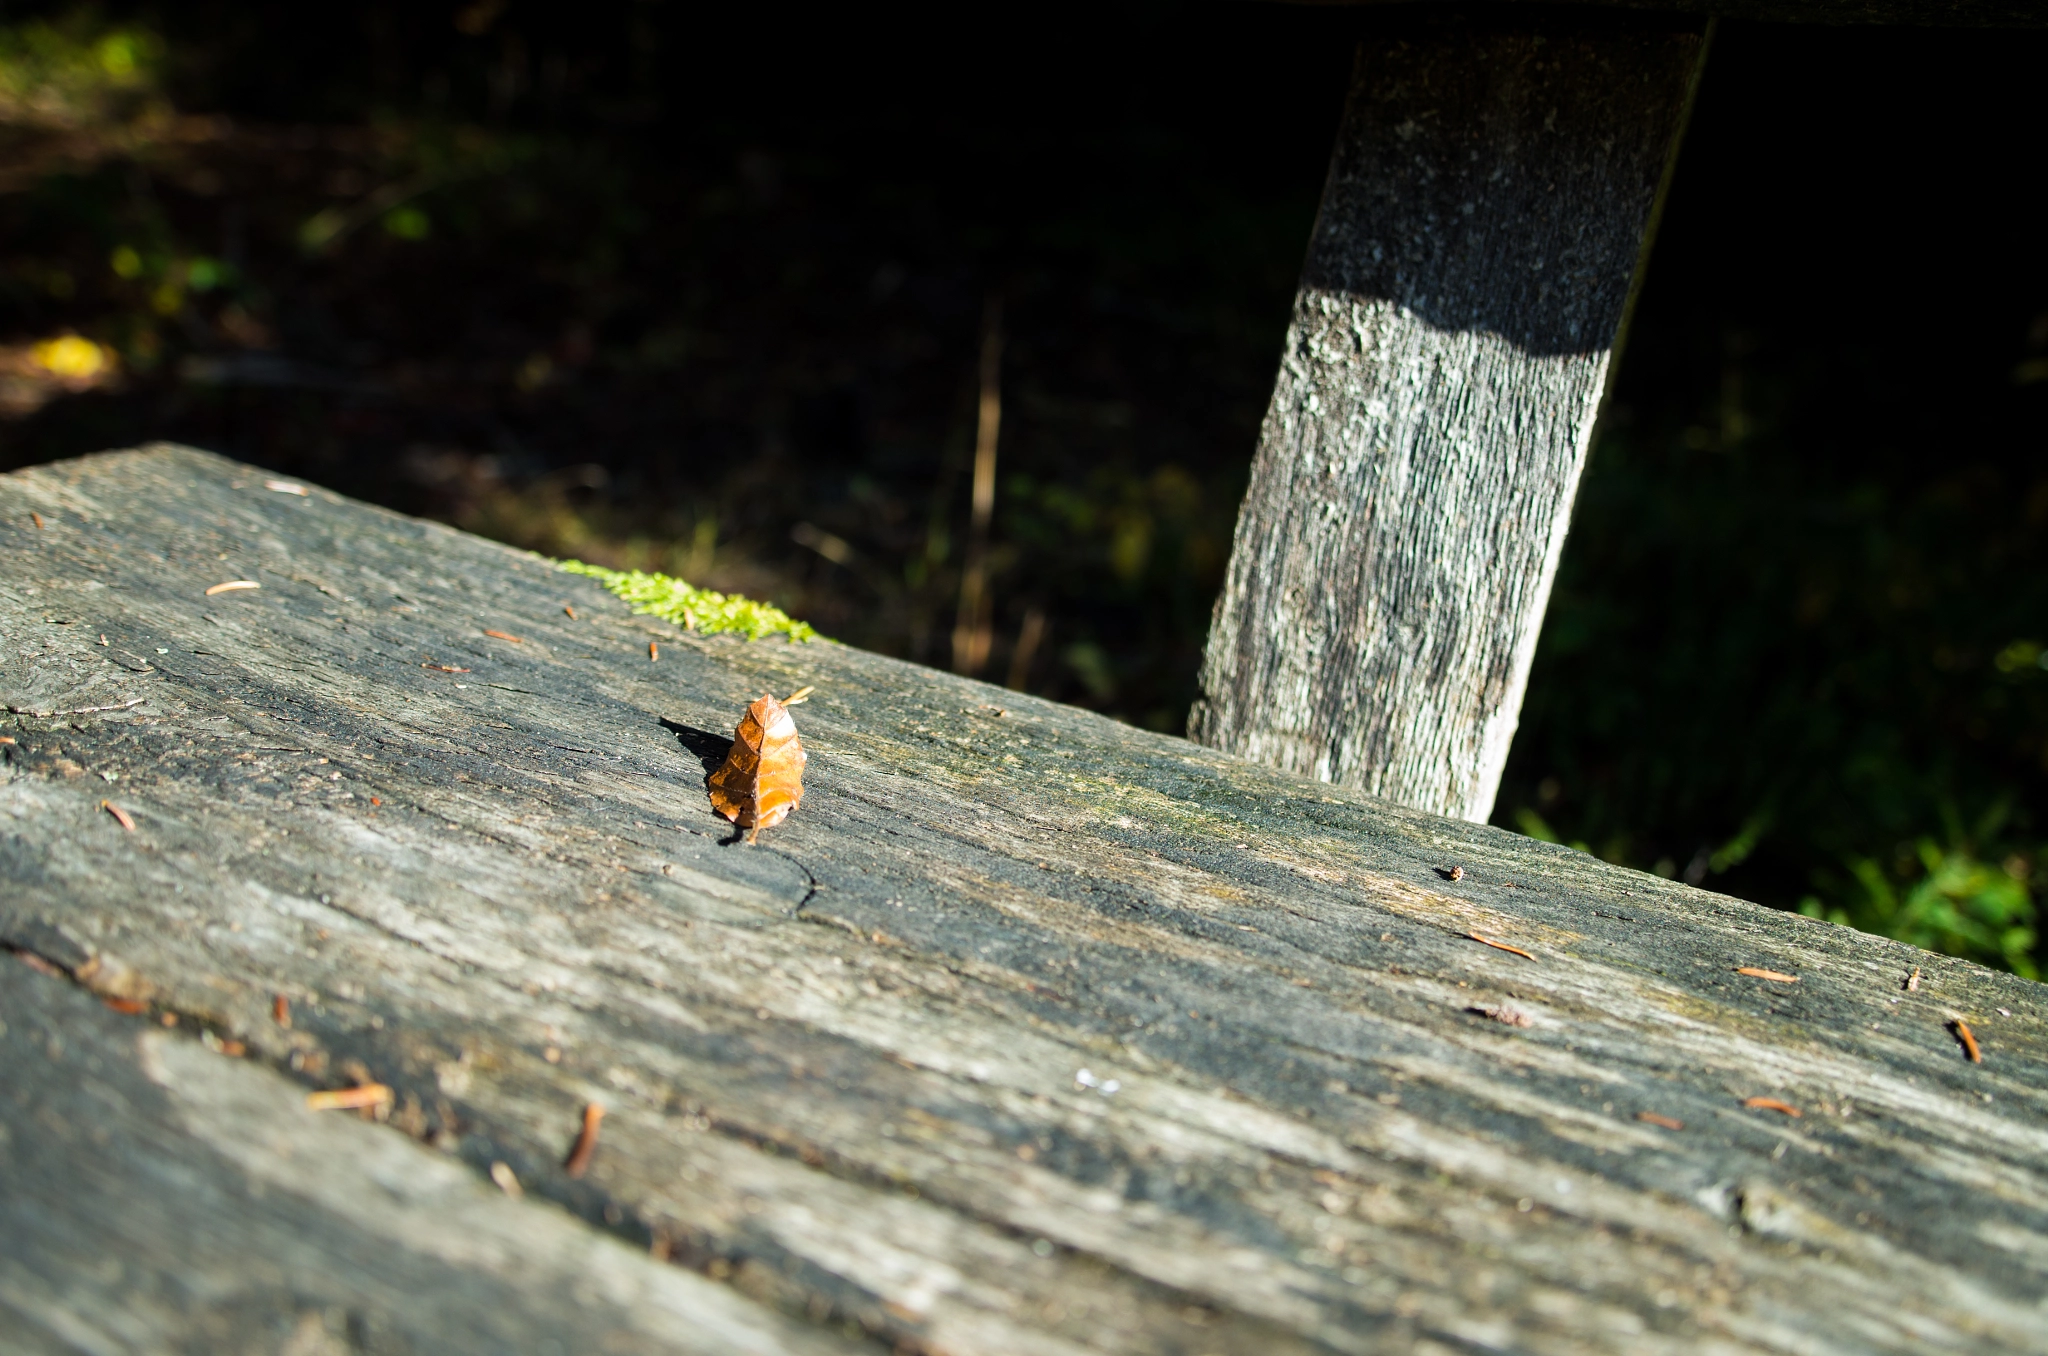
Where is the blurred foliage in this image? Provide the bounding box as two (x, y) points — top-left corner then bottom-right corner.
(1492, 26), (2048, 977)
(0, 13), (160, 131)
(1815, 834), (2036, 980)
(0, 0), (1346, 735)
(1, 7), (2043, 977)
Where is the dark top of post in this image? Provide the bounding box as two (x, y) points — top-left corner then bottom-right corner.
(3, 446), (2043, 1353)
(1334, 0), (2048, 27)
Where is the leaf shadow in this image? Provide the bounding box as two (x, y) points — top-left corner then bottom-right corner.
(660, 718), (731, 776)
(661, 718), (745, 843)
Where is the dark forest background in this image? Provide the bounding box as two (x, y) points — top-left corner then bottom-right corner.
(2, 3), (2043, 976)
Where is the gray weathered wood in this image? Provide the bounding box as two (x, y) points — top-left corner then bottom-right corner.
(1192, 18), (1708, 822)
(4, 446), (2046, 1354)
(0, 963), (862, 1356)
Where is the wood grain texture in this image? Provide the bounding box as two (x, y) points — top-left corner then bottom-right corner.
(0, 963), (862, 1356)
(1192, 18), (1706, 822)
(4, 445), (2046, 1354)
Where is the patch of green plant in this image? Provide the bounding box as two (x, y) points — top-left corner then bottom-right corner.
(1800, 807), (2039, 979)
(1493, 323), (2048, 979)
(558, 560), (820, 643)
(0, 16), (161, 130)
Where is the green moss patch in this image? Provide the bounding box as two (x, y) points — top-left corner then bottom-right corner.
(559, 560), (820, 642)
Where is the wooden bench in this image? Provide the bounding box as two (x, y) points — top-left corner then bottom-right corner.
(2, 445), (2042, 1352)
(1195, 0), (2047, 821)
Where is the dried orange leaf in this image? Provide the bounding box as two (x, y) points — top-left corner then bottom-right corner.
(707, 693), (808, 844)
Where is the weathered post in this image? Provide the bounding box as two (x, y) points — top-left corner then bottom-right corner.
(1192, 11), (1709, 821)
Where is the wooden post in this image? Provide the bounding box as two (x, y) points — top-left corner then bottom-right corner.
(1192, 13), (1710, 822)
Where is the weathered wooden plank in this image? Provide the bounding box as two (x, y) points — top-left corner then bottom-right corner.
(0, 963), (862, 1356)
(1193, 18), (1707, 821)
(3, 445), (2046, 1354)
(1339, 1), (2048, 28)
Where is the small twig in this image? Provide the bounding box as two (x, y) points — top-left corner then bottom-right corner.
(1905, 967), (1920, 992)
(564, 1102), (605, 1178)
(32, 512), (45, 529)
(1007, 606), (1046, 690)
(491, 1161), (523, 1198)
(1636, 1111), (1684, 1131)
(205, 580), (261, 596)
(11, 698), (148, 718)
(100, 799), (135, 831)
(784, 686), (815, 705)
(952, 295), (1004, 676)
(564, 604), (577, 619)
(649, 641), (658, 662)
(1735, 967), (1799, 983)
(16, 950), (63, 977)
(483, 629), (524, 643)
(422, 663), (470, 673)
(1950, 1019), (1983, 1064)
(273, 994), (291, 1028)
(1741, 1096), (1802, 1117)
(263, 479), (309, 496)
(307, 1084), (393, 1112)
(1467, 932), (1535, 960)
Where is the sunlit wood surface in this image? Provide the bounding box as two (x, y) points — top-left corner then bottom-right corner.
(3, 446), (2043, 1354)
